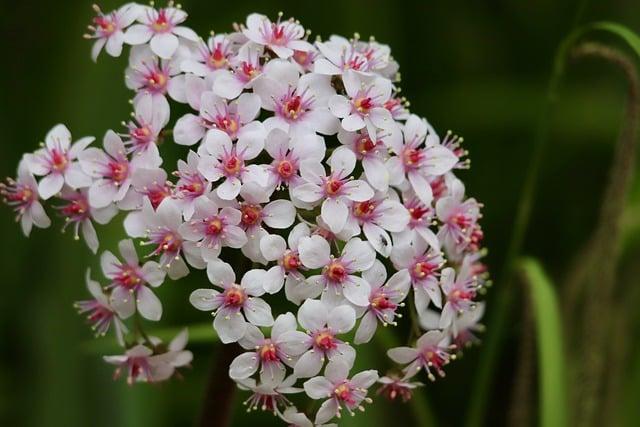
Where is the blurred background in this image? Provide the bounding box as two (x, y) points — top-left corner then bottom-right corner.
(2, 0), (640, 426)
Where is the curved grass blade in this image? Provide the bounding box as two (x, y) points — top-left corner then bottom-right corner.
(519, 258), (568, 427)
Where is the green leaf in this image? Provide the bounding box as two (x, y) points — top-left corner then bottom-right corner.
(586, 22), (640, 57)
(81, 322), (217, 354)
(519, 258), (568, 427)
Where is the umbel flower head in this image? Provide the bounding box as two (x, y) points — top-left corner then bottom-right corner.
(1, 3), (490, 425)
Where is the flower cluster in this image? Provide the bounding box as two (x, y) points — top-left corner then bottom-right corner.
(2, 2), (490, 425)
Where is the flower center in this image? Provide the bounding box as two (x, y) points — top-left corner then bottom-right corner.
(208, 46), (227, 69)
(131, 125), (152, 142)
(413, 261), (435, 279)
(241, 62), (259, 80)
(216, 117), (239, 137)
(276, 159), (295, 178)
(453, 213), (472, 229)
(409, 206), (429, 221)
(94, 16), (116, 34)
(51, 149), (69, 172)
(61, 197), (89, 219)
(354, 96), (373, 113)
(241, 204), (262, 226)
(314, 330), (337, 351)
(206, 217), (223, 235)
(283, 95), (303, 119)
(146, 187), (171, 210)
(223, 285), (246, 308)
(356, 136), (376, 154)
(109, 161), (129, 184)
(158, 232), (181, 254)
(259, 341), (278, 362)
(271, 24), (286, 44)
(151, 11), (171, 33)
(293, 50), (309, 65)
(116, 266), (142, 289)
(353, 200), (376, 219)
(403, 148), (422, 167)
(223, 155), (242, 175)
(325, 178), (343, 196)
(282, 251), (300, 271)
(147, 71), (168, 92)
(325, 261), (347, 283)
(371, 293), (395, 310)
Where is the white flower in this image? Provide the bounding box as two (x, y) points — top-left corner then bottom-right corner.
(122, 93), (170, 168)
(293, 299), (357, 378)
(190, 260), (274, 343)
(172, 151), (211, 220)
(292, 147), (373, 234)
(101, 239), (166, 321)
(387, 330), (452, 381)
(180, 34), (235, 76)
(24, 124), (94, 200)
(298, 235), (375, 307)
(229, 313), (308, 385)
(303, 360), (378, 424)
(213, 43), (264, 100)
(86, 3), (140, 61)
(243, 13), (312, 59)
(1, 159), (51, 236)
(124, 5), (198, 59)
(125, 45), (187, 105)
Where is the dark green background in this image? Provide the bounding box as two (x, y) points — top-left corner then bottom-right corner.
(2, 1), (640, 426)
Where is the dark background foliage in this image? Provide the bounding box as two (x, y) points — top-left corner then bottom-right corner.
(1, 1), (639, 426)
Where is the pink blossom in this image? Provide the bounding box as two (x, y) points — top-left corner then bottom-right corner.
(436, 179), (482, 255)
(180, 34), (235, 76)
(293, 300), (357, 378)
(79, 130), (135, 209)
(213, 43), (264, 99)
(439, 267), (478, 329)
(174, 92), (264, 147)
(173, 151), (211, 219)
(125, 45), (187, 104)
(122, 94), (169, 168)
(197, 129), (268, 200)
(328, 70), (395, 139)
(101, 239), (166, 321)
(303, 360), (378, 424)
(229, 313), (308, 385)
(190, 260), (274, 343)
(387, 330), (453, 381)
(120, 167), (172, 212)
(243, 13), (312, 59)
(237, 375), (301, 414)
(54, 187), (118, 254)
(354, 261), (410, 344)
(178, 197), (247, 262)
(124, 5), (198, 59)
(86, 3), (140, 61)
(298, 235), (375, 307)
(376, 374), (422, 402)
(292, 148), (373, 233)
(254, 60), (338, 135)
(1, 160), (51, 236)
(386, 114), (458, 205)
(24, 124), (94, 200)
(75, 269), (127, 344)
(392, 190), (440, 250)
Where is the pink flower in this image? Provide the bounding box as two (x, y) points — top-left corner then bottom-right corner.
(343, 192), (410, 256)
(79, 130), (135, 209)
(439, 267), (478, 329)
(54, 187), (118, 254)
(264, 128), (325, 194)
(376, 374), (422, 402)
(298, 235), (375, 307)
(213, 43), (264, 100)
(303, 360), (378, 424)
(104, 329), (192, 384)
(180, 34), (235, 76)
(384, 96), (410, 120)
(197, 129), (268, 200)
(24, 124), (94, 200)
(292, 148), (373, 233)
(386, 114), (458, 205)
(391, 237), (444, 314)
(328, 70), (394, 139)
(314, 35), (383, 75)
(337, 126), (402, 191)
(125, 46), (187, 104)
(85, 3), (140, 61)
(122, 94), (170, 168)
(354, 261), (410, 344)
(257, 223), (309, 297)
(243, 13), (312, 59)
(124, 5), (198, 59)
(436, 179), (482, 255)
(190, 260), (274, 343)
(75, 269), (127, 344)
(237, 375), (301, 414)
(138, 198), (205, 280)
(254, 60), (338, 135)
(174, 92), (264, 147)
(1, 160), (51, 236)
(387, 330), (453, 381)
(392, 190), (440, 250)
(178, 197), (247, 262)
(120, 167), (172, 212)
(293, 300), (357, 378)
(229, 313), (308, 385)
(173, 151), (211, 219)
(101, 239), (166, 321)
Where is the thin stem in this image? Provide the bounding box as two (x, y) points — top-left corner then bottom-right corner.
(198, 343), (242, 427)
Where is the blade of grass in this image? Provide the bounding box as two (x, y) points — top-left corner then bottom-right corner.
(519, 258), (568, 427)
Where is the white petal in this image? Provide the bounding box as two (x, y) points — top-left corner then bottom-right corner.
(229, 352), (260, 380)
(263, 200), (295, 229)
(298, 299), (328, 331)
(298, 235), (331, 269)
(327, 305), (356, 333)
(136, 286), (162, 321)
(38, 174), (64, 200)
(150, 33), (179, 59)
(303, 376), (333, 399)
(206, 260), (236, 287)
(189, 288), (221, 311)
(214, 308), (247, 343)
(244, 297), (274, 326)
(354, 311), (378, 344)
(321, 198), (348, 233)
(259, 234), (286, 261)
